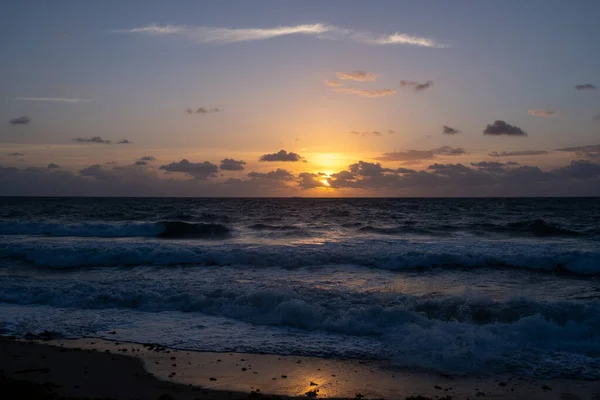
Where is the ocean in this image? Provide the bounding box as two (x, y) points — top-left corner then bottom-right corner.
(0, 197), (599, 379)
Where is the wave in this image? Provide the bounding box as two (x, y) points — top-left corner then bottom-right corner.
(355, 219), (589, 238)
(358, 225), (434, 236)
(247, 223), (299, 231)
(480, 219), (583, 237)
(0, 220), (232, 240)
(0, 280), (599, 378)
(1, 238), (598, 275)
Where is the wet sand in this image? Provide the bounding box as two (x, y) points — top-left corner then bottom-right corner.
(1, 337), (599, 400)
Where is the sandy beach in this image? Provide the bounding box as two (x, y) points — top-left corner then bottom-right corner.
(1, 337), (599, 400)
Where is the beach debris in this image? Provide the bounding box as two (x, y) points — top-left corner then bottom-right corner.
(305, 389), (319, 398)
(209, 377), (217, 381)
(310, 381), (318, 386)
(542, 385), (552, 391)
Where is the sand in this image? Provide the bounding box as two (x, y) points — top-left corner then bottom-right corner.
(1, 337), (599, 400)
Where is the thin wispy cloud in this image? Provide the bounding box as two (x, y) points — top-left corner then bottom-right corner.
(16, 97), (91, 103)
(489, 150), (549, 157)
(73, 136), (111, 144)
(351, 131), (382, 137)
(325, 80), (342, 87)
(334, 88), (396, 98)
(113, 23), (443, 48)
(336, 71), (377, 82)
(528, 109), (555, 117)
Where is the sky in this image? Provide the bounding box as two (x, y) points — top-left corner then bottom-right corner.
(1, 0), (599, 196)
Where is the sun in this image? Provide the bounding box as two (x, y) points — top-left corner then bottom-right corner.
(321, 179), (330, 186)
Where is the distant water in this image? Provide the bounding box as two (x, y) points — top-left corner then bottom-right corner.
(0, 197), (599, 379)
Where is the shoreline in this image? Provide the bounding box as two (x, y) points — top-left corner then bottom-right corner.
(2, 337), (599, 399)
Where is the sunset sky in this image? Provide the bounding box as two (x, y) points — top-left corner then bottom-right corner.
(1, 0), (599, 196)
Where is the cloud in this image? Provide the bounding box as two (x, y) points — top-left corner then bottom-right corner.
(47, 163), (60, 169)
(575, 84), (596, 90)
(117, 139), (133, 144)
(333, 88), (396, 98)
(9, 116), (30, 125)
(247, 169), (294, 180)
(556, 144), (600, 158)
(135, 161), (149, 166)
(138, 156), (156, 162)
(298, 172), (328, 189)
(159, 159), (218, 180)
(470, 161), (510, 173)
(483, 120), (527, 136)
(336, 71), (377, 82)
(113, 23), (442, 48)
(79, 165), (109, 179)
(442, 125), (460, 134)
(220, 158), (246, 171)
(489, 150), (548, 157)
(259, 150), (304, 162)
(186, 107), (221, 114)
(351, 131), (382, 137)
(8, 152), (24, 156)
(594, 112), (600, 121)
(376, 146), (465, 162)
(388, 130), (395, 134)
(400, 80), (433, 92)
(72, 136), (111, 144)
(16, 97), (91, 103)
(528, 109), (555, 117)
(325, 80), (342, 87)
(3, 158), (600, 197)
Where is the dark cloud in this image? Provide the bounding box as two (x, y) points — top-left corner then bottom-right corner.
(159, 159), (218, 179)
(185, 107), (221, 114)
(220, 158), (246, 171)
(10, 116), (31, 125)
(375, 146), (465, 162)
(489, 150), (548, 157)
(400, 80), (433, 91)
(73, 136), (111, 144)
(138, 156), (156, 162)
(555, 160), (600, 179)
(442, 125), (460, 134)
(247, 169), (294, 180)
(259, 150), (304, 162)
(117, 139), (133, 144)
(594, 112), (600, 121)
(298, 172), (328, 189)
(575, 84), (596, 90)
(388, 129), (395, 134)
(556, 144), (600, 158)
(47, 163), (60, 169)
(80, 165), (110, 179)
(470, 161), (509, 173)
(351, 131), (382, 137)
(135, 161), (148, 166)
(8, 152), (24, 156)
(483, 120), (527, 136)
(3, 159), (600, 197)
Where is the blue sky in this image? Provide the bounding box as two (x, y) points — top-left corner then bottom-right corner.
(1, 0), (599, 196)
